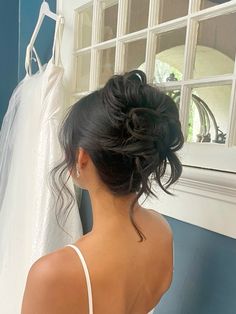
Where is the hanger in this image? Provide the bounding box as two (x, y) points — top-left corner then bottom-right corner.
(25, 1), (63, 74)
(28, 1), (58, 49)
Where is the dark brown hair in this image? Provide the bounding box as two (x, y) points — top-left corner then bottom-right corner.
(51, 70), (184, 242)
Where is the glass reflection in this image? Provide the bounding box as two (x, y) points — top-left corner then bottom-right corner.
(158, 0), (189, 23)
(154, 28), (186, 83)
(124, 39), (147, 72)
(76, 52), (91, 92)
(201, 0), (231, 10)
(166, 90), (181, 107)
(188, 85), (231, 144)
(193, 13), (236, 78)
(77, 6), (93, 49)
(126, 0), (149, 34)
(99, 0), (118, 42)
(99, 47), (116, 86)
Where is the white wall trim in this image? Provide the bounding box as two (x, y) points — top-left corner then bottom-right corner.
(144, 166), (236, 239)
(173, 166), (236, 204)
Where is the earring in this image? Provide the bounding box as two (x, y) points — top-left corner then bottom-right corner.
(76, 166), (80, 178)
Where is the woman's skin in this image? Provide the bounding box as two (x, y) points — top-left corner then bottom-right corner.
(21, 148), (173, 314)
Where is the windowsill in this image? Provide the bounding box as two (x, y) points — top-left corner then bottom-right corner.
(174, 165), (236, 204)
(180, 143), (236, 173)
(143, 165), (236, 239)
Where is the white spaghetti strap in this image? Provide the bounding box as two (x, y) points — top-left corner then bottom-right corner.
(66, 244), (94, 314)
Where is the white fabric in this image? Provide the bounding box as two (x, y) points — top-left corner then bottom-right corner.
(66, 244), (156, 314)
(0, 17), (83, 314)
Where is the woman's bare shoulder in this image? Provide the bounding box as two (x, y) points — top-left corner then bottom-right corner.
(25, 246), (81, 290)
(144, 208), (173, 238)
(21, 246), (89, 313)
(144, 208), (174, 292)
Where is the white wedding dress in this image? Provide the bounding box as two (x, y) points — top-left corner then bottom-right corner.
(0, 17), (83, 314)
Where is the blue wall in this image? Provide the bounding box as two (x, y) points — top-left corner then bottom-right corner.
(0, 0), (56, 126)
(156, 217), (236, 314)
(18, 0), (56, 80)
(0, 0), (19, 125)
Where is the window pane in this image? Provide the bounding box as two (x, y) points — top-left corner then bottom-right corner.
(71, 96), (78, 105)
(193, 13), (236, 78)
(158, 0), (189, 23)
(71, 93), (90, 105)
(154, 28), (186, 83)
(166, 90), (181, 109)
(77, 6), (93, 49)
(99, 47), (116, 86)
(201, 0), (232, 10)
(71, 95), (81, 105)
(234, 120), (236, 146)
(76, 53), (91, 92)
(126, 0), (150, 34)
(187, 85), (232, 144)
(124, 39), (147, 72)
(99, 0), (118, 42)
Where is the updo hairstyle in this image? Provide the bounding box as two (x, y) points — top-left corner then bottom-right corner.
(51, 70), (184, 241)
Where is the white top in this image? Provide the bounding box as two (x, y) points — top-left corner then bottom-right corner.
(66, 244), (156, 314)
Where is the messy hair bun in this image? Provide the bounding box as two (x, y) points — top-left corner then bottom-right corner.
(51, 70), (184, 242)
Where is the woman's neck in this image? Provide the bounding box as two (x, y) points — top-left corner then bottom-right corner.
(87, 187), (142, 234)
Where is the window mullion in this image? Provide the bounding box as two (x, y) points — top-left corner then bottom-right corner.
(115, 40), (125, 73)
(117, 0), (128, 37)
(182, 75), (233, 87)
(119, 29), (147, 43)
(183, 18), (198, 81)
(148, 0), (159, 27)
(145, 0), (158, 82)
(188, 0), (201, 14)
(89, 0), (100, 90)
(180, 12), (198, 141)
(226, 77), (236, 146)
(89, 48), (98, 90)
(150, 17), (187, 34)
(114, 0), (128, 73)
(179, 85), (191, 141)
(91, 0), (100, 45)
(145, 31), (156, 83)
(191, 1), (236, 21)
(72, 10), (80, 95)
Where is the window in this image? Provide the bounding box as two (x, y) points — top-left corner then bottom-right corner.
(70, 0), (236, 173)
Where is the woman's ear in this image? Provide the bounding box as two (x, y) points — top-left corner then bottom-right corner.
(74, 147), (94, 190)
(77, 147), (89, 171)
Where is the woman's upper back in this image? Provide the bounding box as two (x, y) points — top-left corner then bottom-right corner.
(54, 208), (173, 314)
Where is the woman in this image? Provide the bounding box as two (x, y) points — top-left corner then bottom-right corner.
(21, 70), (184, 314)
